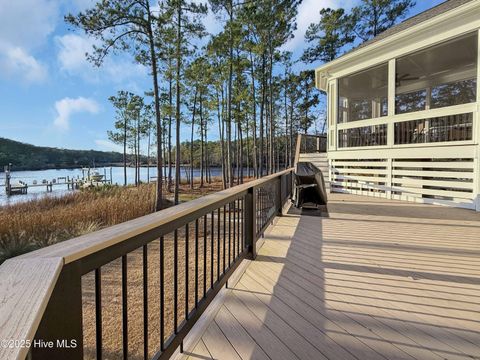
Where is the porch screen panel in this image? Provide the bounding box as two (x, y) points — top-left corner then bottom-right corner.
(394, 113), (473, 144)
(338, 124), (387, 148)
(338, 63), (388, 123)
(396, 32), (478, 114)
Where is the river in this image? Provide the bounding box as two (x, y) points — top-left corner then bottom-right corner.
(0, 166), (224, 206)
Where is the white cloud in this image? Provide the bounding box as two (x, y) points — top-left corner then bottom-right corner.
(0, 46), (47, 83)
(95, 139), (123, 152)
(53, 97), (100, 131)
(0, 0), (58, 50)
(0, 0), (58, 83)
(56, 34), (95, 73)
(283, 0), (357, 52)
(56, 33), (148, 83)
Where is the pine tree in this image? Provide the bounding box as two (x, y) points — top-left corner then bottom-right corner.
(302, 8), (354, 64)
(351, 0), (416, 42)
(66, 0), (165, 209)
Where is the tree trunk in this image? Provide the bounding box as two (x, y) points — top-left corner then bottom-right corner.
(174, 3), (182, 204)
(147, 123), (151, 183)
(226, 1), (234, 187)
(249, 50), (258, 179)
(205, 118), (210, 184)
(123, 118), (127, 186)
(239, 119), (243, 183)
(168, 65), (173, 192)
(137, 117), (141, 185)
(259, 54), (266, 178)
(200, 93), (204, 188)
(234, 117), (238, 185)
(268, 48), (274, 175)
(190, 89), (197, 189)
(216, 87), (226, 189)
(284, 70), (288, 169)
(146, 1), (163, 210)
(245, 117), (250, 178)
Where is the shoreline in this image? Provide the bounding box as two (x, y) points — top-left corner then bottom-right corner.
(0, 163), (225, 173)
(0, 178), (253, 264)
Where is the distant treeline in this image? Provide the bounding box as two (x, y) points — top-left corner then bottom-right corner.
(0, 138), (126, 171)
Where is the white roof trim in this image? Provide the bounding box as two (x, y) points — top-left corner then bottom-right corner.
(315, 0), (480, 91)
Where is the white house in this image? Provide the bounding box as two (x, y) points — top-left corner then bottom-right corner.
(315, 0), (480, 211)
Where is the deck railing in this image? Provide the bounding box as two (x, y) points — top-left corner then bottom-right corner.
(294, 133), (327, 165)
(0, 169), (293, 360)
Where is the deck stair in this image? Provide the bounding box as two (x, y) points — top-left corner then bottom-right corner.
(295, 134), (330, 192)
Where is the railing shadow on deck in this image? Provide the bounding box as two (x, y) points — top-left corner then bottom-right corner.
(246, 209), (480, 360)
(0, 169), (293, 360)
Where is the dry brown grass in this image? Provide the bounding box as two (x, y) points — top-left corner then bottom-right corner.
(0, 184), (157, 263)
(0, 178), (246, 264)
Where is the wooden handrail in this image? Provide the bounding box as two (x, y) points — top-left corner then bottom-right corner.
(0, 168), (293, 360)
(294, 133), (303, 165)
(16, 169), (291, 266)
(294, 134), (327, 166)
(0, 258), (63, 360)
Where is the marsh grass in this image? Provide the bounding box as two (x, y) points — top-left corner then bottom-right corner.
(0, 178), (237, 264)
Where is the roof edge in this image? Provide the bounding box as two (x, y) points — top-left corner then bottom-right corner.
(315, 0), (480, 91)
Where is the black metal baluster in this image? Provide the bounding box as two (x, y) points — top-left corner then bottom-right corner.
(257, 189), (259, 235)
(223, 205), (226, 273)
(185, 224), (189, 320)
(143, 245), (148, 360)
(233, 200), (236, 261)
(238, 199), (241, 255)
(210, 211), (214, 289)
(236, 199), (239, 257)
(217, 207), (220, 282)
(160, 236), (164, 352)
(174, 229), (178, 333)
(122, 255), (128, 360)
(228, 202), (231, 267)
(238, 199), (241, 254)
(257, 190), (259, 233)
(95, 268), (102, 360)
(255, 190), (257, 236)
(261, 188), (264, 230)
(242, 197), (246, 251)
(239, 198), (243, 253)
(262, 188), (265, 230)
(203, 214), (207, 297)
(195, 219), (199, 307)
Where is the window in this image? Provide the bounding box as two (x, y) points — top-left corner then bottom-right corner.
(396, 32), (478, 114)
(338, 63), (388, 123)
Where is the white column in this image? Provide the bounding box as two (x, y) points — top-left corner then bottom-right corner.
(329, 80), (338, 152)
(387, 59), (396, 147)
(386, 59), (396, 199)
(475, 30), (480, 211)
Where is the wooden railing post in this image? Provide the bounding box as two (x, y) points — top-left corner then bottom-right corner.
(294, 134), (303, 166)
(32, 263), (84, 360)
(245, 187), (256, 259)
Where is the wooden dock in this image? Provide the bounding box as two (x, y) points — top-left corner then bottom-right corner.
(2, 165), (113, 196)
(179, 193), (480, 360)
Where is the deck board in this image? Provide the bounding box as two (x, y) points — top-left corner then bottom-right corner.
(192, 194), (480, 360)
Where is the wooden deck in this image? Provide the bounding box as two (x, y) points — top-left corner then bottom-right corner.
(179, 193), (480, 360)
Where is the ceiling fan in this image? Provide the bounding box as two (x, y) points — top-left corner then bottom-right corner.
(396, 73), (420, 86)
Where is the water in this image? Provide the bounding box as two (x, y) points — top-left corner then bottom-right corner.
(0, 166), (224, 206)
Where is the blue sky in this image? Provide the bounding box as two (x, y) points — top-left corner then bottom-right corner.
(0, 0), (443, 152)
